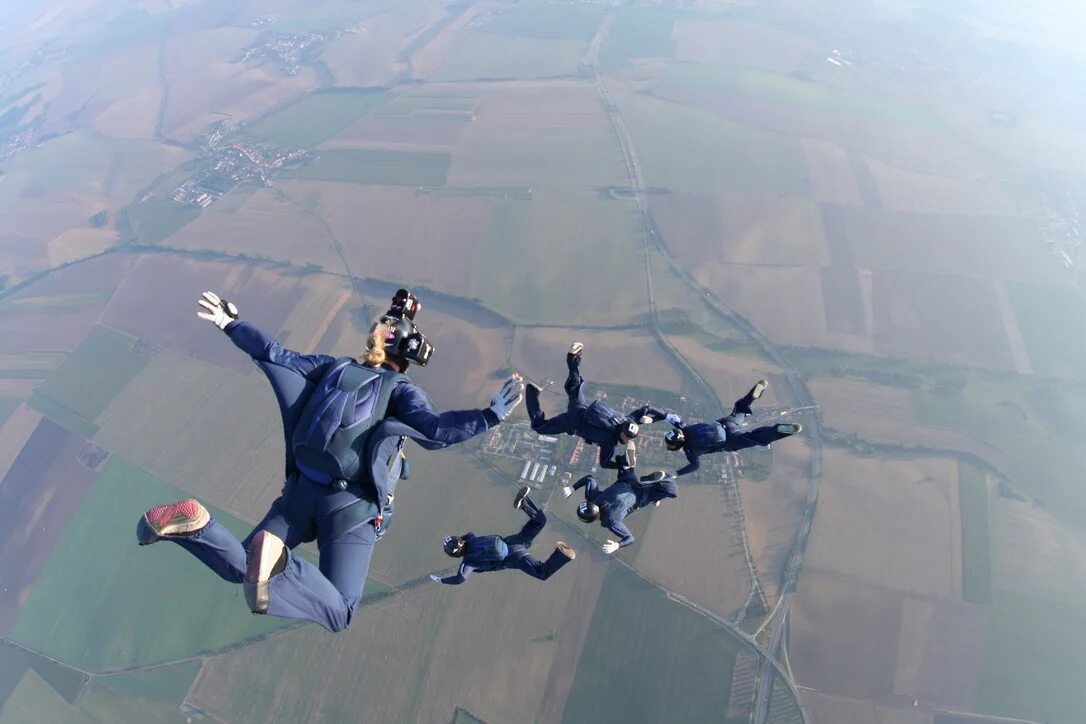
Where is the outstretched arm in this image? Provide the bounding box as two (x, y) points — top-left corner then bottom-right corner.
(605, 519), (635, 548)
(390, 384), (498, 446)
(439, 561), (475, 585)
(225, 321), (335, 380)
(675, 450), (700, 477)
(628, 405), (668, 424)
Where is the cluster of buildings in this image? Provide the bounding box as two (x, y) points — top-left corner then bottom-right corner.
(1030, 189), (1081, 269)
(170, 123), (310, 208)
(242, 29), (325, 76)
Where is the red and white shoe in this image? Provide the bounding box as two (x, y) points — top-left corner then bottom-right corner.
(137, 499), (209, 546)
(245, 530), (287, 614)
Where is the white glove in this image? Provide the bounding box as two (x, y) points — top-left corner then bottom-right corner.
(561, 486), (574, 499)
(665, 413), (681, 425)
(601, 540), (620, 555)
(429, 574), (442, 583)
(489, 374), (524, 420)
(638, 415), (653, 425)
(197, 291), (238, 330)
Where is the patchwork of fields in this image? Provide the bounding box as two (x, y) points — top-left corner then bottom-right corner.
(2, 0), (1083, 722)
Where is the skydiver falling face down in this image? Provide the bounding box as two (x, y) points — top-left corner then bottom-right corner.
(430, 486), (575, 586)
(136, 289), (525, 633)
(662, 379), (802, 478)
(562, 459), (677, 555)
(523, 342), (675, 471)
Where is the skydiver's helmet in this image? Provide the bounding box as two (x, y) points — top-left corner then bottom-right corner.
(576, 501), (600, 523)
(616, 420), (640, 443)
(443, 535), (467, 557)
(664, 428), (686, 451)
(374, 288), (434, 368)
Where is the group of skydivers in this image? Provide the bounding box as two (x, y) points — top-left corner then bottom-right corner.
(137, 289), (802, 632)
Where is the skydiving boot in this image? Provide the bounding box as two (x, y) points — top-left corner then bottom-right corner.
(775, 423), (802, 435)
(245, 530), (288, 615)
(137, 499), (210, 545)
(514, 485), (532, 510)
(749, 379), (769, 402)
(555, 541), (576, 560)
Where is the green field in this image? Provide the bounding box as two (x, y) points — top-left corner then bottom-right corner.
(0, 292), (113, 311)
(280, 149), (450, 186)
(618, 93), (810, 195)
(479, 0), (605, 40)
(0, 397), (21, 427)
(95, 661), (201, 705)
(563, 565), (746, 724)
(432, 34), (585, 82)
(124, 197), (201, 246)
(1005, 281), (1086, 378)
(9, 457), (293, 671)
(656, 63), (945, 131)
(375, 96), (476, 114)
(975, 590), (1086, 724)
(31, 326), (149, 432)
(957, 461), (992, 604)
(244, 90), (395, 149)
(599, 6), (679, 72)
(469, 191), (646, 325)
(912, 378), (1086, 532)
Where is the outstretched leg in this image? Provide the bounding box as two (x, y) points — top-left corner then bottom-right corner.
(506, 494), (546, 549)
(727, 423), (801, 450)
(526, 383), (579, 434)
(511, 547), (574, 581)
(720, 379), (768, 432)
(139, 494), (307, 586)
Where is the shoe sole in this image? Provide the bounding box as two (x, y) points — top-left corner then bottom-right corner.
(751, 379), (768, 401)
(569, 343), (584, 356)
(137, 499), (209, 546)
(514, 485), (531, 509)
(556, 541), (576, 560)
(245, 531), (286, 614)
(776, 423), (802, 435)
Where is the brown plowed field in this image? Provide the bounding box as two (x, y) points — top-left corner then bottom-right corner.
(0, 418), (98, 634)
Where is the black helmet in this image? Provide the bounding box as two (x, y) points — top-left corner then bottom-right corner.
(616, 420), (639, 443)
(576, 501), (600, 523)
(664, 428), (685, 451)
(442, 535), (466, 557)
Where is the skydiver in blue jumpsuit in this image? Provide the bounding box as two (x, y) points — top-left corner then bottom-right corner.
(136, 290), (524, 632)
(565, 462), (677, 555)
(663, 379), (802, 477)
(432, 487), (575, 585)
(524, 343), (668, 470)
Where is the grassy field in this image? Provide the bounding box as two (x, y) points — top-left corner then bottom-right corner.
(95, 661), (201, 705)
(124, 197), (201, 246)
(656, 63), (944, 131)
(975, 590), (1086, 724)
(469, 191), (645, 326)
(912, 380), (1086, 532)
(615, 90), (810, 196)
(599, 6), (678, 72)
(432, 34), (585, 81)
(1005, 281), (1086, 378)
(281, 149), (450, 186)
(9, 456), (292, 671)
(563, 565), (746, 724)
(244, 90), (395, 149)
(31, 326), (148, 431)
(479, 0), (605, 40)
(958, 461), (992, 604)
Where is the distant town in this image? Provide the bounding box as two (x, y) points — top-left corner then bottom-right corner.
(167, 122), (310, 208)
